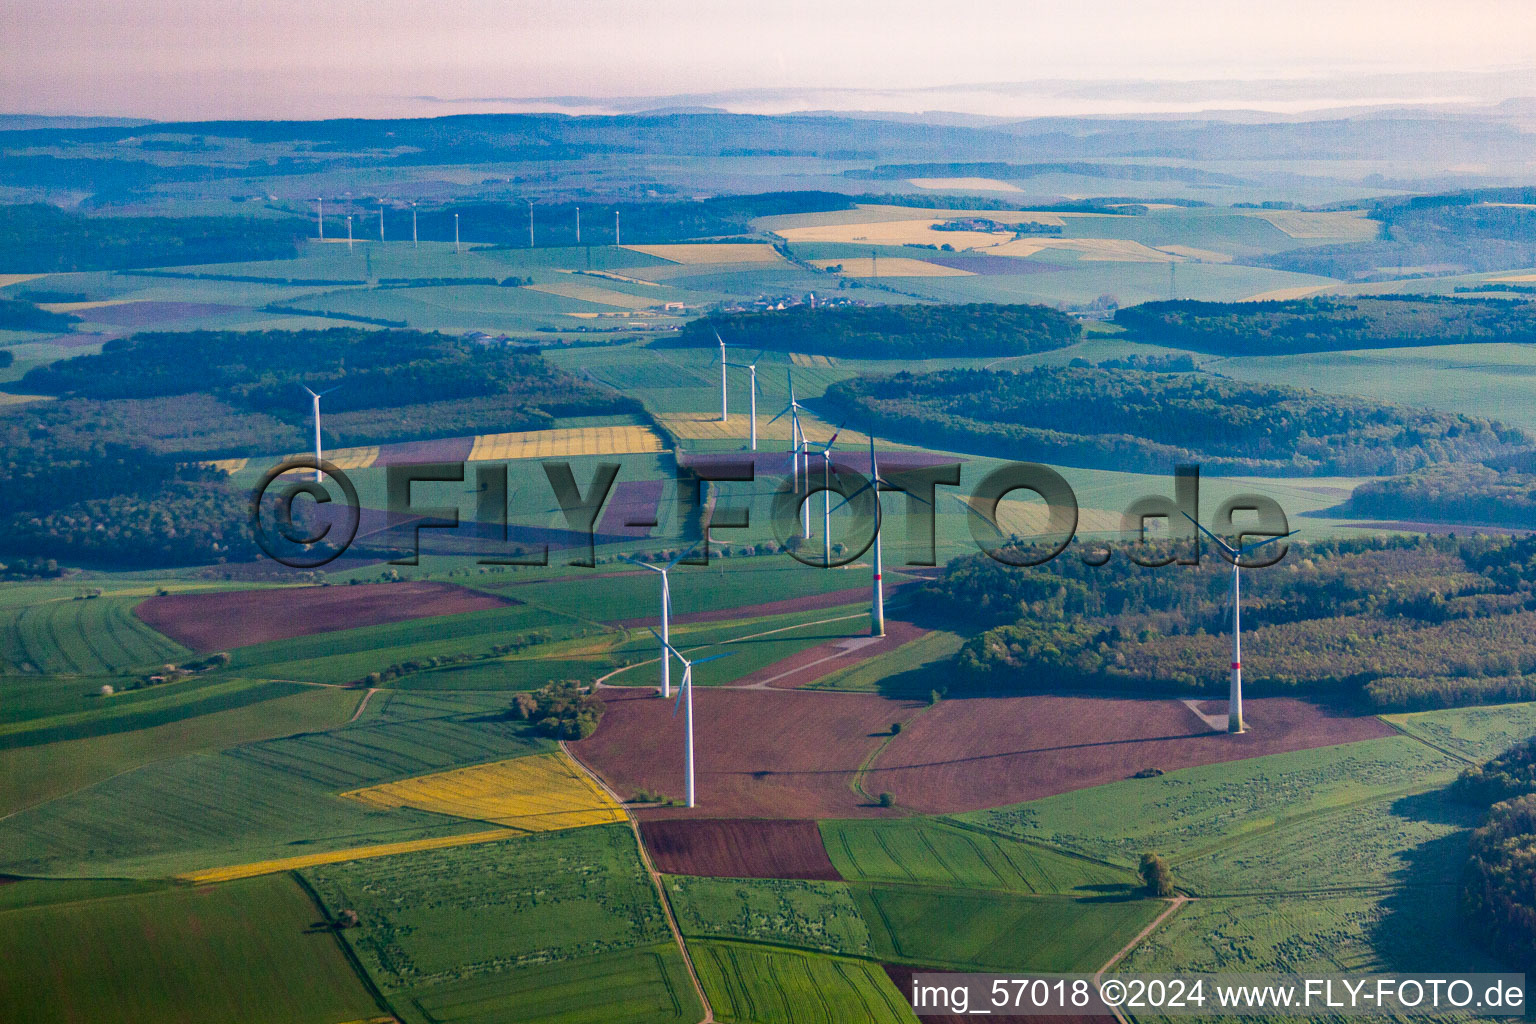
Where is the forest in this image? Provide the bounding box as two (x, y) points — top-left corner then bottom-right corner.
(920, 534), (1536, 712)
(1113, 296), (1536, 355)
(666, 303), (1081, 360)
(1457, 727), (1536, 974)
(0, 297), (77, 332)
(1339, 463), (1536, 529)
(0, 328), (638, 567)
(819, 366), (1529, 476)
(0, 204), (309, 272)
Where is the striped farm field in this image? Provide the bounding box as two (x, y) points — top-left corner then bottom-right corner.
(990, 237), (1179, 261)
(789, 352), (837, 368)
(342, 750), (626, 832)
(1238, 209), (1381, 240)
(525, 280), (661, 308)
(211, 444), (378, 474)
(691, 941), (916, 1024)
(2, 595), (187, 674)
(466, 424), (666, 461)
(621, 242), (784, 264)
(178, 828), (521, 883)
(814, 256), (974, 277)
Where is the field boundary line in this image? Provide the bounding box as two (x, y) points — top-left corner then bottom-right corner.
(939, 817), (1139, 876)
(561, 740), (715, 1024)
(594, 610), (867, 689)
(849, 703), (935, 808)
(1379, 716), (1480, 765)
(348, 688), (379, 723)
(289, 869), (402, 1023)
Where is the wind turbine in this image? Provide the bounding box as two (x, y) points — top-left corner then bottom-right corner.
(834, 439), (929, 636)
(1182, 512), (1297, 734)
(626, 550), (691, 698)
(314, 197), (324, 240)
(711, 332), (730, 422)
(525, 198), (535, 248)
(411, 202), (418, 247)
(767, 371), (811, 538)
(649, 628), (730, 808)
(302, 384), (341, 483)
(378, 200), (385, 242)
(345, 215), (353, 253)
(454, 212), (460, 253)
(808, 425), (845, 566)
(727, 350), (767, 450)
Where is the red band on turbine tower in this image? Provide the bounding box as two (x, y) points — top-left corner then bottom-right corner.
(1231, 662), (1242, 670)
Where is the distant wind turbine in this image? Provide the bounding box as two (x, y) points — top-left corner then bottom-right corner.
(626, 549), (692, 698)
(454, 212), (460, 253)
(525, 198), (535, 248)
(711, 332), (730, 422)
(378, 200), (385, 242)
(727, 350), (768, 450)
(834, 439), (930, 636)
(650, 628), (731, 808)
(1182, 511), (1297, 734)
(809, 425), (846, 567)
(411, 202), (418, 247)
(302, 384), (341, 483)
(767, 371), (811, 538)
(314, 197), (324, 241)
(345, 215), (353, 253)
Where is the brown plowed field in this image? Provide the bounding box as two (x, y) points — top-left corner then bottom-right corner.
(883, 965), (1114, 1023)
(863, 695), (1396, 814)
(570, 689), (924, 820)
(639, 818), (842, 879)
(134, 581), (511, 651)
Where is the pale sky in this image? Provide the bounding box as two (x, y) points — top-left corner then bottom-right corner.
(3, 0), (1535, 120)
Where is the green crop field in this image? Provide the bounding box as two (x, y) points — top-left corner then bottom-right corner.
(664, 875), (874, 956)
(690, 940), (918, 1024)
(1119, 889), (1503, 1017)
(306, 825), (683, 1023)
(0, 874), (381, 1024)
(821, 818), (1136, 894)
(958, 737), (1463, 868)
(0, 676), (310, 748)
(1, 594), (187, 674)
(1385, 701), (1536, 762)
(0, 683), (359, 816)
(1174, 789), (1480, 895)
(854, 883), (1162, 972)
(226, 689), (553, 787)
(806, 628), (962, 694)
(406, 944), (702, 1024)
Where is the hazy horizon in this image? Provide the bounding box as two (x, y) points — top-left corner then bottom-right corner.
(3, 0), (1535, 121)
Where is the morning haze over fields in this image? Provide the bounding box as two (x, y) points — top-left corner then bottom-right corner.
(3, 2), (1536, 1022)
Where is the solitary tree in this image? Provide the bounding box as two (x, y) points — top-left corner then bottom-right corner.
(1139, 852), (1175, 897)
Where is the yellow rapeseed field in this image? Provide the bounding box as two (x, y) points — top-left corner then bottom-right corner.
(467, 425), (665, 461)
(178, 828), (522, 884)
(341, 751), (626, 832)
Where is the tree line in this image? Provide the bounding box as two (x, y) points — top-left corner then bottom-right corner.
(819, 365), (1529, 477)
(0, 203), (309, 272)
(917, 533), (1536, 712)
(1113, 296), (1536, 356)
(664, 303), (1081, 360)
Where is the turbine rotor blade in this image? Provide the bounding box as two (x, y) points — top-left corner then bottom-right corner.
(1180, 510), (1237, 557)
(1237, 529), (1299, 555)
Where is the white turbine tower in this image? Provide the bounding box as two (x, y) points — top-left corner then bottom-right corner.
(767, 372), (811, 538)
(1182, 512), (1297, 734)
(808, 426), (845, 566)
(302, 384), (341, 483)
(727, 350), (767, 451)
(525, 198), (535, 248)
(378, 200), (385, 242)
(712, 332), (730, 422)
(411, 202), (418, 247)
(834, 439), (929, 636)
(650, 629), (730, 808)
(345, 215), (354, 253)
(626, 550), (690, 698)
(314, 197), (324, 240)
(454, 212), (460, 253)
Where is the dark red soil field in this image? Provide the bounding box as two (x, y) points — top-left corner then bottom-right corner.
(863, 695), (1396, 814)
(570, 688), (925, 820)
(133, 580), (511, 651)
(883, 965), (1114, 1024)
(79, 301), (244, 326)
(596, 479), (664, 539)
(639, 818), (842, 880)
